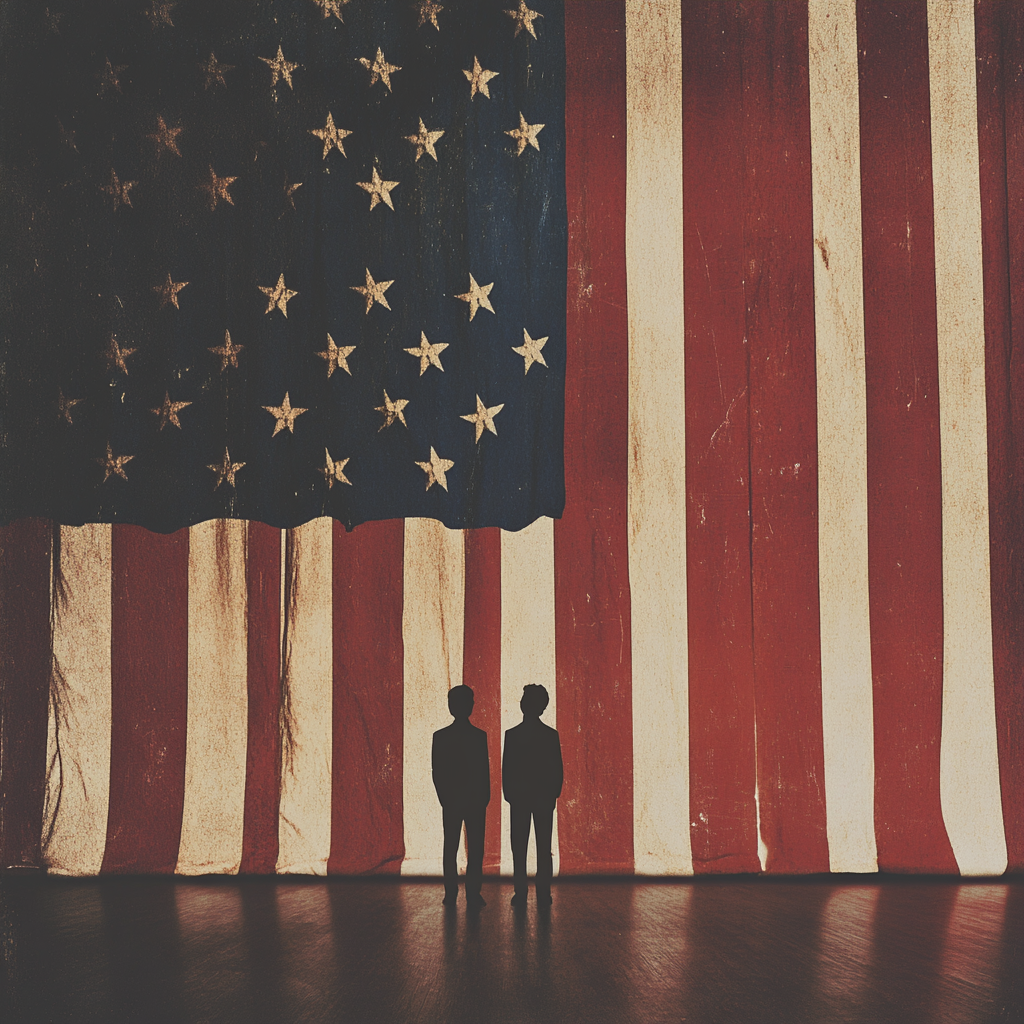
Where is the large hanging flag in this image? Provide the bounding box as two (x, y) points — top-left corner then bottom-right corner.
(0, 0), (1021, 880)
(0, 0), (566, 532)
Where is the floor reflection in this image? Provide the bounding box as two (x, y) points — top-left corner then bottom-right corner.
(0, 877), (1019, 1023)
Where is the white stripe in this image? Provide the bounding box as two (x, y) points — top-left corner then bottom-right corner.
(500, 517), (557, 879)
(43, 525), (112, 876)
(927, 0), (1007, 876)
(626, 0), (691, 876)
(807, 0), (878, 874)
(277, 518), (333, 875)
(401, 518), (466, 875)
(177, 520), (248, 875)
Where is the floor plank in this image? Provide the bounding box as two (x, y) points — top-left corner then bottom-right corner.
(0, 877), (1020, 1023)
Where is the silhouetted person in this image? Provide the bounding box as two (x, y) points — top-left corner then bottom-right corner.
(503, 684), (563, 906)
(432, 684), (489, 907)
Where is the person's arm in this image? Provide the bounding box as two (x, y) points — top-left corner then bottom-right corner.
(431, 732), (446, 806)
(501, 730), (516, 804)
(552, 730), (564, 801)
(482, 731), (491, 807)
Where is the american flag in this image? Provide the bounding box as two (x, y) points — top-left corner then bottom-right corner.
(0, 0), (566, 532)
(0, 0), (1021, 878)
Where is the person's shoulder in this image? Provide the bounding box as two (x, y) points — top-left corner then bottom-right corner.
(433, 723), (455, 739)
(505, 722), (524, 739)
(539, 721), (559, 738)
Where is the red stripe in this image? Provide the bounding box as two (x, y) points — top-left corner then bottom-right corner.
(102, 526), (188, 874)
(682, 1), (761, 875)
(241, 523), (282, 873)
(741, 1), (829, 873)
(462, 528), (502, 875)
(0, 519), (51, 870)
(328, 520), (405, 875)
(856, 1), (957, 873)
(976, 0), (1024, 875)
(557, 0), (633, 875)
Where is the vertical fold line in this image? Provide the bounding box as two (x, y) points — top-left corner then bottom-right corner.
(740, 0), (831, 873)
(276, 520), (333, 875)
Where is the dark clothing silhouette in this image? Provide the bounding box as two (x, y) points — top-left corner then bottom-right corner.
(510, 804), (554, 900)
(502, 718), (563, 901)
(432, 719), (490, 901)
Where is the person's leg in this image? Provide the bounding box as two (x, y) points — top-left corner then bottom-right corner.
(464, 807), (486, 903)
(533, 805), (554, 902)
(509, 803), (530, 902)
(441, 807), (463, 903)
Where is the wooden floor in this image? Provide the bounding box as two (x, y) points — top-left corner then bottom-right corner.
(0, 876), (1020, 1023)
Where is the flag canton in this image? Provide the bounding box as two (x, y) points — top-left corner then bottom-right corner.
(0, 0), (566, 532)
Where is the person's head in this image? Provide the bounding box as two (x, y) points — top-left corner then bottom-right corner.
(520, 684), (549, 719)
(448, 684), (474, 720)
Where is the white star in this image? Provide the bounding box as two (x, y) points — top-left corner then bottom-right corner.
(259, 273), (298, 316)
(415, 447), (454, 491)
(311, 0), (348, 21)
(504, 1), (543, 38)
(102, 335), (136, 374)
(282, 177), (303, 214)
(351, 268), (393, 313)
(263, 392), (308, 436)
(153, 272), (188, 309)
(376, 390), (409, 430)
(414, 1), (443, 30)
(96, 57), (127, 96)
(455, 274), (495, 320)
(404, 332), (448, 375)
(358, 48), (401, 92)
(208, 329), (244, 371)
(101, 169), (135, 210)
(208, 448), (246, 489)
(145, 1), (176, 28)
(505, 111), (545, 155)
(198, 166), (237, 212)
(96, 444), (133, 482)
(320, 448), (352, 488)
(513, 328), (548, 373)
(460, 394), (504, 443)
(317, 334), (356, 377)
(310, 112), (352, 159)
(404, 118), (445, 162)
(463, 56), (499, 100)
(357, 166), (400, 211)
(199, 53), (233, 90)
(260, 45), (300, 89)
(148, 391), (192, 431)
(57, 388), (82, 425)
(146, 115), (183, 158)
